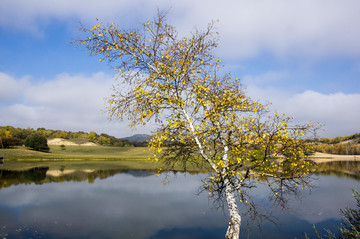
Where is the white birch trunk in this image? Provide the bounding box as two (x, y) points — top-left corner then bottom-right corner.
(224, 179), (241, 239)
(220, 136), (241, 238)
(182, 107), (241, 238)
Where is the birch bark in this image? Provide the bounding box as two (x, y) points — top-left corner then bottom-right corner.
(224, 180), (241, 239)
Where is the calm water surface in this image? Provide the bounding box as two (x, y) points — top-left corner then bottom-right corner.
(0, 162), (359, 239)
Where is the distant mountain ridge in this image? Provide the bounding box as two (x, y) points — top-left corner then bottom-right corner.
(122, 134), (151, 142)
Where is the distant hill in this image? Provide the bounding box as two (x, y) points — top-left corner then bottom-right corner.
(0, 126), (149, 147)
(313, 133), (360, 155)
(122, 134), (151, 142)
(317, 133), (360, 144)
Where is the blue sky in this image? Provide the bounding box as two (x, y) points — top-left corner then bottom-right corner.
(0, 0), (359, 138)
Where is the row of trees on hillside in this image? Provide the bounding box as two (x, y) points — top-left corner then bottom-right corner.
(311, 133), (360, 155)
(0, 126), (91, 141)
(0, 130), (50, 152)
(317, 133), (360, 144)
(313, 143), (360, 155)
(87, 131), (147, 146)
(0, 126), (147, 148)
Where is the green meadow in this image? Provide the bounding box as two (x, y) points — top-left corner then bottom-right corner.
(3, 145), (153, 161)
(0, 145), (209, 173)
(1, 145), (154, 170)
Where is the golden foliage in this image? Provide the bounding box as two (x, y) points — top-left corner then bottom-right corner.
(75, 11), (319, 206)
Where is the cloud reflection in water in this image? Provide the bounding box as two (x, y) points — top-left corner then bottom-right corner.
(0, 170), (358, 238)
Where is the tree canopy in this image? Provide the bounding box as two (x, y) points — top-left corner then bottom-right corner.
(24, 133), (50, 152)
(75, 10), (319, 239)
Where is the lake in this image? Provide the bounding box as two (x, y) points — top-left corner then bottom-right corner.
(0, 161), (359, 239)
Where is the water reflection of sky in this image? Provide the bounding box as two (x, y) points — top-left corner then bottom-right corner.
(0, 172), (359, 239)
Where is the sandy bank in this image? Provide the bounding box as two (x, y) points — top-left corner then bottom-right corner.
(311, 152), (359, 163)
(47, 138), (97, 146)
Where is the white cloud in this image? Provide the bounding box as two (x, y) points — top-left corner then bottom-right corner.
(171, 0), (360, 59)
(0, 70), (358, 138)
(0, 0), (157, 36)
(0, 71), (152, 137)
(285, 91), (360, 136)
(0, 73), (30, 103)
(246, 84), (360, 137)
(25, 72), (110, 111)
(1, 0), (360, 59)
(4, 104), (42, 122)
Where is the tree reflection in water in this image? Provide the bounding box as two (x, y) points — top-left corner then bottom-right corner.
(0, 161), (358, 238)
(1, 161), (359, 188)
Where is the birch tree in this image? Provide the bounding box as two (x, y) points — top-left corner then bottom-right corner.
(75, 11), (318, 239)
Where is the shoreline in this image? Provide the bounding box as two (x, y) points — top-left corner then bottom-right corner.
(311, 152), (359, 163)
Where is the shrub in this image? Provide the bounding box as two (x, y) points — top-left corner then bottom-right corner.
(1, 137), (23, 148)
(24, 133), (50, 152)
(339, 190), (360, 238)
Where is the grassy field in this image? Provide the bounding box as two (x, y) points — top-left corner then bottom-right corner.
(1, 145), (359, 176)
(1, 145), (155, 171)
(2, 145), (153, 161)
(0, 145), (209, 172)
